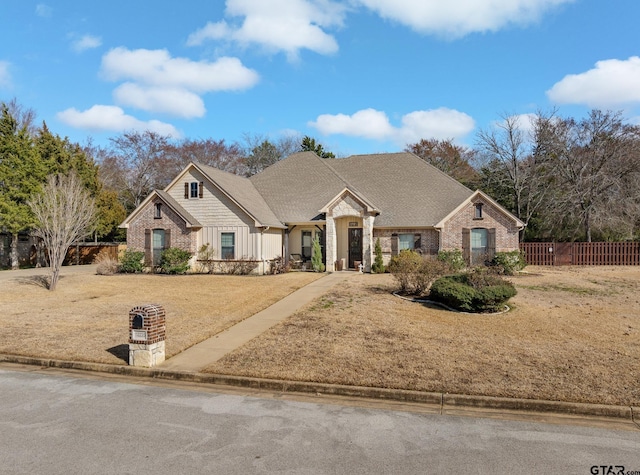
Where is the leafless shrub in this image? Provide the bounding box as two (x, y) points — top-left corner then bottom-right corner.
(94, 250), (119, 275)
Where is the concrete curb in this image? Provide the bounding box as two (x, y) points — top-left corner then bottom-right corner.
(2, 354), (637, 426)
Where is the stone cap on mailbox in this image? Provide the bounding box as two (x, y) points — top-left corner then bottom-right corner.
(129, 304), (166, 344)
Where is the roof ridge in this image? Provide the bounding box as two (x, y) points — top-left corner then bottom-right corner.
(317, 154), (381, 209)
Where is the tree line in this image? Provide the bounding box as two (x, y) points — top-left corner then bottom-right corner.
(2, 98), (640, 273)
(407, 110), (640, 242)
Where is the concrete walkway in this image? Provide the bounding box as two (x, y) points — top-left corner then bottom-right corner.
(161, 271), (355, 373)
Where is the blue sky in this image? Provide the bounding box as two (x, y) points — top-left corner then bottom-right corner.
(1, 0), (640, 156)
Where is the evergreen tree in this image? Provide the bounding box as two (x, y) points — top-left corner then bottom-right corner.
(372, 238), (385, 273)
(0, 106), (46, 268)
(311, 234), (325, 272)
(300, 136), (335, 158)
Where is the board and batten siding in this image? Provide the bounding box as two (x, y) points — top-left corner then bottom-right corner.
(261, 228), (283, 260)
(197, 226), (282, 262)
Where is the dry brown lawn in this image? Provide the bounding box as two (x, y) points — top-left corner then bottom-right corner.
(0, 271), (322, 364)
(205, 266), (640, 406)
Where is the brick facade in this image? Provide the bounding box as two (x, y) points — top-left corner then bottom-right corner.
(126, 197), (196, 255)
(441, 197), (520, 251)
(373, 228), (440, 259)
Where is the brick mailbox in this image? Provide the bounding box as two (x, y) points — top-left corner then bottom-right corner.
(128, 304), (166, 367)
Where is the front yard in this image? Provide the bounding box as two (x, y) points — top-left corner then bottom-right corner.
(0, 270), (322, 364)
(205, 266), (640, 406)
(1, 265), (638, 406)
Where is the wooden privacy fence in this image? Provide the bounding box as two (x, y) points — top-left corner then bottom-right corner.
(64, 243), (126, 265)
(520, 242), (640, 266)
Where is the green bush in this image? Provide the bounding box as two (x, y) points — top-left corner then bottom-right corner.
(429, 275), (476, 312)
(437, 249), (466, 272)
(372, 238), (385, 273)
(159, 247), (192, 274)
(388, 250), (450, 295)
(491, 250), (527, 275)
(429, 270), (516, 312)
(119, 250), (145, 273)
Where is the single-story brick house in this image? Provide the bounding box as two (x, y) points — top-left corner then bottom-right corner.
(120, 151), (524, 273)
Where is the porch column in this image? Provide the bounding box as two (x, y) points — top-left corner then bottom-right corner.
(362, 214), (375, 272)
(325, 216), (337, 272)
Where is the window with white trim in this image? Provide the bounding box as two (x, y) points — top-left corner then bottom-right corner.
(190, 182), (199, 198)
(221, 232), (235, 259)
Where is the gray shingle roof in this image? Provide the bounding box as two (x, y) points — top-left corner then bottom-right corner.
(250, 152), (348, 223)
(251, 151), (473, 227)
(156, 190), (202, 228)
(195, 162), (285, 228)
(326, 153), (473, 227)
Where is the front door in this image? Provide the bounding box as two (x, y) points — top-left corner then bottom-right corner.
(348, 228), (362, 269)
(152, 229), (165, 266)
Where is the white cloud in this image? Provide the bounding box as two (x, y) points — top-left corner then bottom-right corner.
(187, 0), (345, 59)
(547, 56), (640, 107)
(0, 61), (11, 88)
(310, 107), (475, 145)
(56, 105), (181, 137)
(354, 0), (574, 38)
(35, 4), (52, 18)
(113, 83), (206, 118)
(310, 108), (395, 139)
(101, 47), (259, 92)
(98, 47), (259, 118)
(72, 35), (102, 53)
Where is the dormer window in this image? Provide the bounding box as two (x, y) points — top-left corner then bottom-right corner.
(474, 203), (484, 219)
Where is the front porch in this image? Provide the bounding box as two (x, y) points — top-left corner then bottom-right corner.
(284, 190), (378, 272)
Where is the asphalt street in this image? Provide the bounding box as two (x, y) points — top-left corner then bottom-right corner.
(1, 367), (639, 474)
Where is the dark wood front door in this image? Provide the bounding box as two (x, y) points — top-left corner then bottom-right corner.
(348, 228), (363, 269)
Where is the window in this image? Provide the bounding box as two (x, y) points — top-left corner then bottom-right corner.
(221, 232), (235, 259)
(398, 233), (420, 251)
(301, 231), (312, 260)
(190, 182), (199, 198)
(152, 229), (166, 266)
(154, 203), (162, 219)
(474, 203), (483, 219)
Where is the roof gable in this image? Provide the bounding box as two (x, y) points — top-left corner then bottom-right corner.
(163, 162), (285, 228)
(435, 189), (525, 229)
(120, 189), (202, 228)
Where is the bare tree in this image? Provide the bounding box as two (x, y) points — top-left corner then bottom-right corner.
(28, 173), (96, 290)
(537, 110), (640, 241)
(405, 138), (479, 189)
(106, 131), (172, 212)
(3, 98), (37, 135)
(476, 113), (552, 236)
(162, 137), (246, 180)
